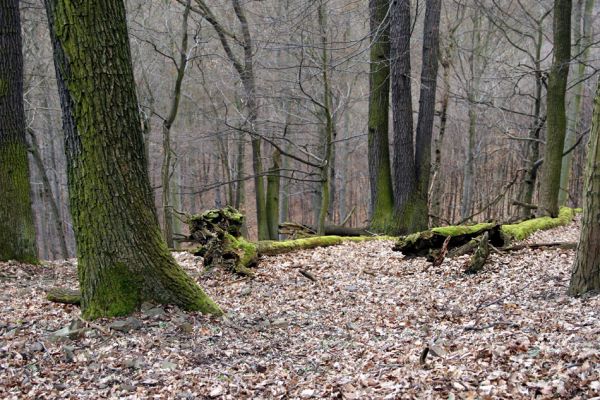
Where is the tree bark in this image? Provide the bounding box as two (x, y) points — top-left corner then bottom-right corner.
(391, 0), (416, 233)
(568, 79), (600, 296)
(0, 0), (38, 264)
(538, 0), (572, 216)
(559, 0), (594, 205)
(413, 0), (442, 231)
(44, 0), (221, 319)
(367, 0), (395, 232)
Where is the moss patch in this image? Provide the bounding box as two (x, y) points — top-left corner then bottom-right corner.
(501, 207), (577, 241)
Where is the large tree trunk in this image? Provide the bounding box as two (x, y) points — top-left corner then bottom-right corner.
(391, 0), (416, 234)
(568, 79), (600, 296)
(367, 0), (395, 232)
(538, 0), (572, 216)
(413, 0), (442, 231)
(44, 0), (221, 319)
(0, 0), (38, 264)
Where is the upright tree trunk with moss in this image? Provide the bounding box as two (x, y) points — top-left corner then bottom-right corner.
(413, 0), (442, 231)
(367, 0), (395, 232)
(559, 0), (594, 206)
(538, 0), (572, 216)
(0, 0), (38, 264)
(266, 148), (281, 240)
(568, 79), (600, 296)
(391, 0), (416, 234)
(44, 0), (221, 319)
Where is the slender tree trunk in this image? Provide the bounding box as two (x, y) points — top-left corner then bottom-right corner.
(539, 0), (572, 216)
(413, 0), (442, 231)
(266, 148), (281, 240)
(367, 0), (395, 232)
(568, 79), (600, 295)
(0, 0), (38, 264)
(27, 130), (68, 259)
(391, 0), (415, 234)
(44, 0), (221, 319)
(161, 0), (191, 248)
(559, 0), (594, 205)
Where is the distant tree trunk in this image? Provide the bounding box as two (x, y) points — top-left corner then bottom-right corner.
(391, 0), (416, 234)
(161, 0), (191, 248)
(413, 0), (442, 230)
(367, 0), (395, 232)
(518, 22), (546, 219)
(430, 44), (452, 223)
(44, 0), (221, 319)
(559, 0), (594, 206)
(460, 11), (483, 222)
(27, 130), (68, 259)
(0, 0), (38, 264)
(266, 148), (281, 240)
(568, 79), (600, 296)
(538, 0), (572, 216)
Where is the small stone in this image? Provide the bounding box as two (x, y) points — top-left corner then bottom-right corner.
(209, 385), (224, 398)
(30, 342), (44, 352)
(178, 322), (194, 334)
(345, 285), (358, 292)
(108, 317), (143, 332)
(300, 388), (315, 398)
(240, 286), (252, 296)
(121, 383), (136, 392)
(271, 318), (288, 329)
(143, 307), (165, 318)
(160, 360), (177, 371)
(124, 357), (145, 369)
(63, 345), (75, 363)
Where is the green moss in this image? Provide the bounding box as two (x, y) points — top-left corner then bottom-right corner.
(501, 207), (577, 241)
(432, 223), (495, 236)
(80, 261), (141, 320)
(0, 79), (7, 97)
(256, 236), (345, 256)
(224, 233), (258, 268)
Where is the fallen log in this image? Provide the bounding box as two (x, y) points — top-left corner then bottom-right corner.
(393, 207), (579, 259)
(279, 222), (373, 237)
(501, 242), (577, 251)
(393, 223), (505, 258)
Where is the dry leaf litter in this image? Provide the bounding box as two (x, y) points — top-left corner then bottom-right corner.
(0, 218), (598, 399)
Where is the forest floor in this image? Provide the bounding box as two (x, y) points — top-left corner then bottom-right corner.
(1, 219), (599, 399)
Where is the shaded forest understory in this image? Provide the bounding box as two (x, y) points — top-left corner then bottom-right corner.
(1, 219), (598, 399)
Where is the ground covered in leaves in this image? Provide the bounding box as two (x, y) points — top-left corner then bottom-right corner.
(1, 220), (599, 399)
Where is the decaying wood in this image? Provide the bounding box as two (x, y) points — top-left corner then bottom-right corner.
(464, 232), (490, 274)
(432, 236), (451, 266)
(47, 288), (81, 305)
(393, 224), (504, 258)
(279, 222), (373, 238)
(447, 239), (478, 258)
(502, 242), (577, 251)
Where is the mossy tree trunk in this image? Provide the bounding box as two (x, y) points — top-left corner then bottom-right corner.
(0, 0), (38, 264)
(367, 0), (395, 233)
(538, 0), (572, 217)
(568, 79), (600, 296)
(559, 0), (594, 206)
(266, 148), (281, 240)
(44, 0), (221, 319)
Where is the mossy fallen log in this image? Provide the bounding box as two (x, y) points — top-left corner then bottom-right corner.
(47, 288), (81, 305)
(393, 207), (579, 259)
(187, 207), (390, 276)
(501, 207), (578, 240)
(393, 223), (505, 257)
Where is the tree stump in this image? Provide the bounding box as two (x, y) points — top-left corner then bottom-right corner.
(464, 232), (490, 274)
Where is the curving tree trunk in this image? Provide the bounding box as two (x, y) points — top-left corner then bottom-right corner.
(568, 79), (600, 296)
(44, 0), (221, 319)
(0, 0), (38, 264)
